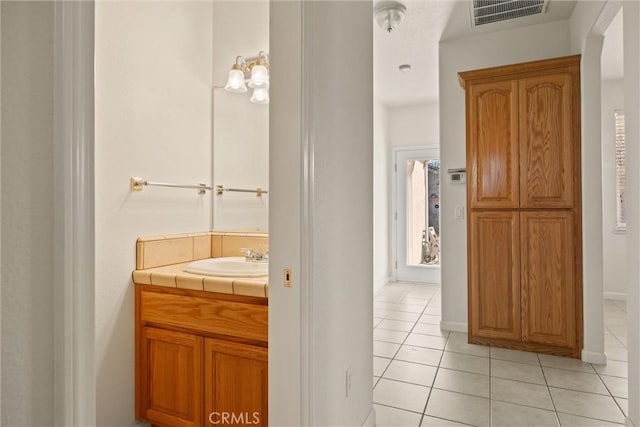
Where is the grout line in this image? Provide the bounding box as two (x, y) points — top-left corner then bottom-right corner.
(590, 362), (629, 417)
(539, 352), (563, 427)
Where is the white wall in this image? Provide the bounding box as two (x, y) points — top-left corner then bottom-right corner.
(374, 100), (390, 293)
(1, 2), (55, 424)
(388, 102), (440, 147)
(95, 2), (213, 425)
(438, 20), (571, 332)
(212, 1), (269, 232)
(270, 1), (374, 425)
(601, 78), (626, 299)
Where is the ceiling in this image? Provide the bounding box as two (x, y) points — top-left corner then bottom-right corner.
(374, 0), (578, 107)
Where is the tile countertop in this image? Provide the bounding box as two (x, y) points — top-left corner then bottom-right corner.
(133, 262), (269, 299)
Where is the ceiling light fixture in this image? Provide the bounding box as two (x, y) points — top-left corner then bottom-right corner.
(224, 51), (269, 104)
(374, 1), (407, 33)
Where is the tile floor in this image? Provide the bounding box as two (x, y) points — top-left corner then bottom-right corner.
(373, 282), (629, 427)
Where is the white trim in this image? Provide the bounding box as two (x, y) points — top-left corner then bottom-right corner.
(440, 321), (468, 333)
(300, 1), (315, 424)
(582, 349), (608, 365)
(53, 1), (96, 425)
(605, 292), (628, 301)
(362, 407), (376, 427)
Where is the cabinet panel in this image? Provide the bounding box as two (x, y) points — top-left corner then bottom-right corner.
(519, 73), (575, 208)
(468, 80), (519, 208)
(469, 211), (521, 340)
(521, 211), (576, 348)
(204, 339), (268, 427)
(141, 327), (203, 427)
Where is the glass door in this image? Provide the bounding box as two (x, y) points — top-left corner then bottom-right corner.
(395, 148), (441, 283)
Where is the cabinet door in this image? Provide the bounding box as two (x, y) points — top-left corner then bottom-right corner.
(204, 338), (268, 427)
(469, 211), (521, 340)
(468, 80), (519, 208)
(519, 73), (575, 208)
(521, 211), (576, 348)
(140, 327), (203, 427)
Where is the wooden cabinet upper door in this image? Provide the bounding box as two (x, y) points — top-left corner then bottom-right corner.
(204, 338), (268, 427)
(469, 211), (521, 340)
(468, 80), (519, 208)
(519, 73), (575, 208)
(521, 211), (576, 348)
(140, 327), (203, 427)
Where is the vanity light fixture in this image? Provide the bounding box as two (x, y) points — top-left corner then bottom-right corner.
(224, 51), (269, 104)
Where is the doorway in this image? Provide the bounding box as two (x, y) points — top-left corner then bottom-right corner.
(393, 147), (441, 283)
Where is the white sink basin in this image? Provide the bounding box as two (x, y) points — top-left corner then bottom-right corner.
(185, 257), (268, 278)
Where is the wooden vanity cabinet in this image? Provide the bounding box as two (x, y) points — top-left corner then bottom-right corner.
(460, 55), (582, 358)
(135, 284), (268, 426)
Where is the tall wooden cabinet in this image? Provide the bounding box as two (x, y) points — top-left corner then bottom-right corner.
(460, 55), (582, 358)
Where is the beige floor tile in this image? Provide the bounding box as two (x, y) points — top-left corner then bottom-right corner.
(600, 375), (628, 399)
(395, 345), (443, 367)
(594, 360), (628, 378)
(374, 317), (384, 327)
(445, 334), (490, 357)
(418, 314), (441, 325)
(373, 404), (422, 427)
(424, 306), (441, 315)
(538, 354), (595, 373)
(375, 301), (398, 310)
(543, 367), (609, 395)
(375, 329), (409, 344)
(383, 360), (438, 387)
(378, 319), (416, 332)
(490, 347), (540, 365)
(375, 308), (392, 318)
(374, 378), (430, 413)
(433, 368), (489, 398)
(374, 376), (380, 387)
(412, 323), (450, 338)
(420, 415), (469, 426)
(375, 341), (401, 359)
(385, 310), (422, 322)
(491, 377), (554, 410)
(605, 345), (628, 362)
(405, 333), (447, 350)
(401, 297), (429, 306)
(374, 357), (392, 377)
(440, 351), (490, 375)
(394, 303), (428, 314)
(615, 397), (628, 417)
(557, 412), (623, 426)
(491, 400), (559, 427)
(491, 359), (546, 385)
(549, 387), (625, 424)
(425, 389), (489, 427)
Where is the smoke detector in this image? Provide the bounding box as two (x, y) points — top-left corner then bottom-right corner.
(470, 0), (549, 27)
(374, 1), (407, 33)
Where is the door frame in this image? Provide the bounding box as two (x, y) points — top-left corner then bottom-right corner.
(391, 146), (441, 283)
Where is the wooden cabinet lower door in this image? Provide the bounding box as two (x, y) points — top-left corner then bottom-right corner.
(521, 211), (576, 348)
(469, 211), (521, 340)
(140, 327), (203, 427)
(204, 338), (268, 427)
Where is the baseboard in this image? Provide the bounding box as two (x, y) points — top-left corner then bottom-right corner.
(582, 349), (607, 365)
(362, 406), (375, 427)
(604, 292), (627, 301)
(626, 417), (635, 427)
(440, 321), (468, 333)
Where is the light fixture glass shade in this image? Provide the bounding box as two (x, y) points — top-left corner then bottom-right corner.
(225, 68), (247, 93)
(374, 2), (406, 33)
(248, 64), (269, 89)
(250, 87), (269, 104)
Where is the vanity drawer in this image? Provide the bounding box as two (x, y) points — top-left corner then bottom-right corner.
(138, 286), (268, 343)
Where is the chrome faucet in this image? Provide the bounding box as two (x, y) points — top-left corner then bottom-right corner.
(240, 248), (268, 262)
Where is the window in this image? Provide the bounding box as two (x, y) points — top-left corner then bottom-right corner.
(615, 110), (626, 230)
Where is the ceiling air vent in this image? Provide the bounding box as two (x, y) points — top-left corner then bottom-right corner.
(470, 0), (549, 27)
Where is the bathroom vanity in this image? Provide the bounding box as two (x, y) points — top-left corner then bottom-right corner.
(133, 232), (269, 427)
